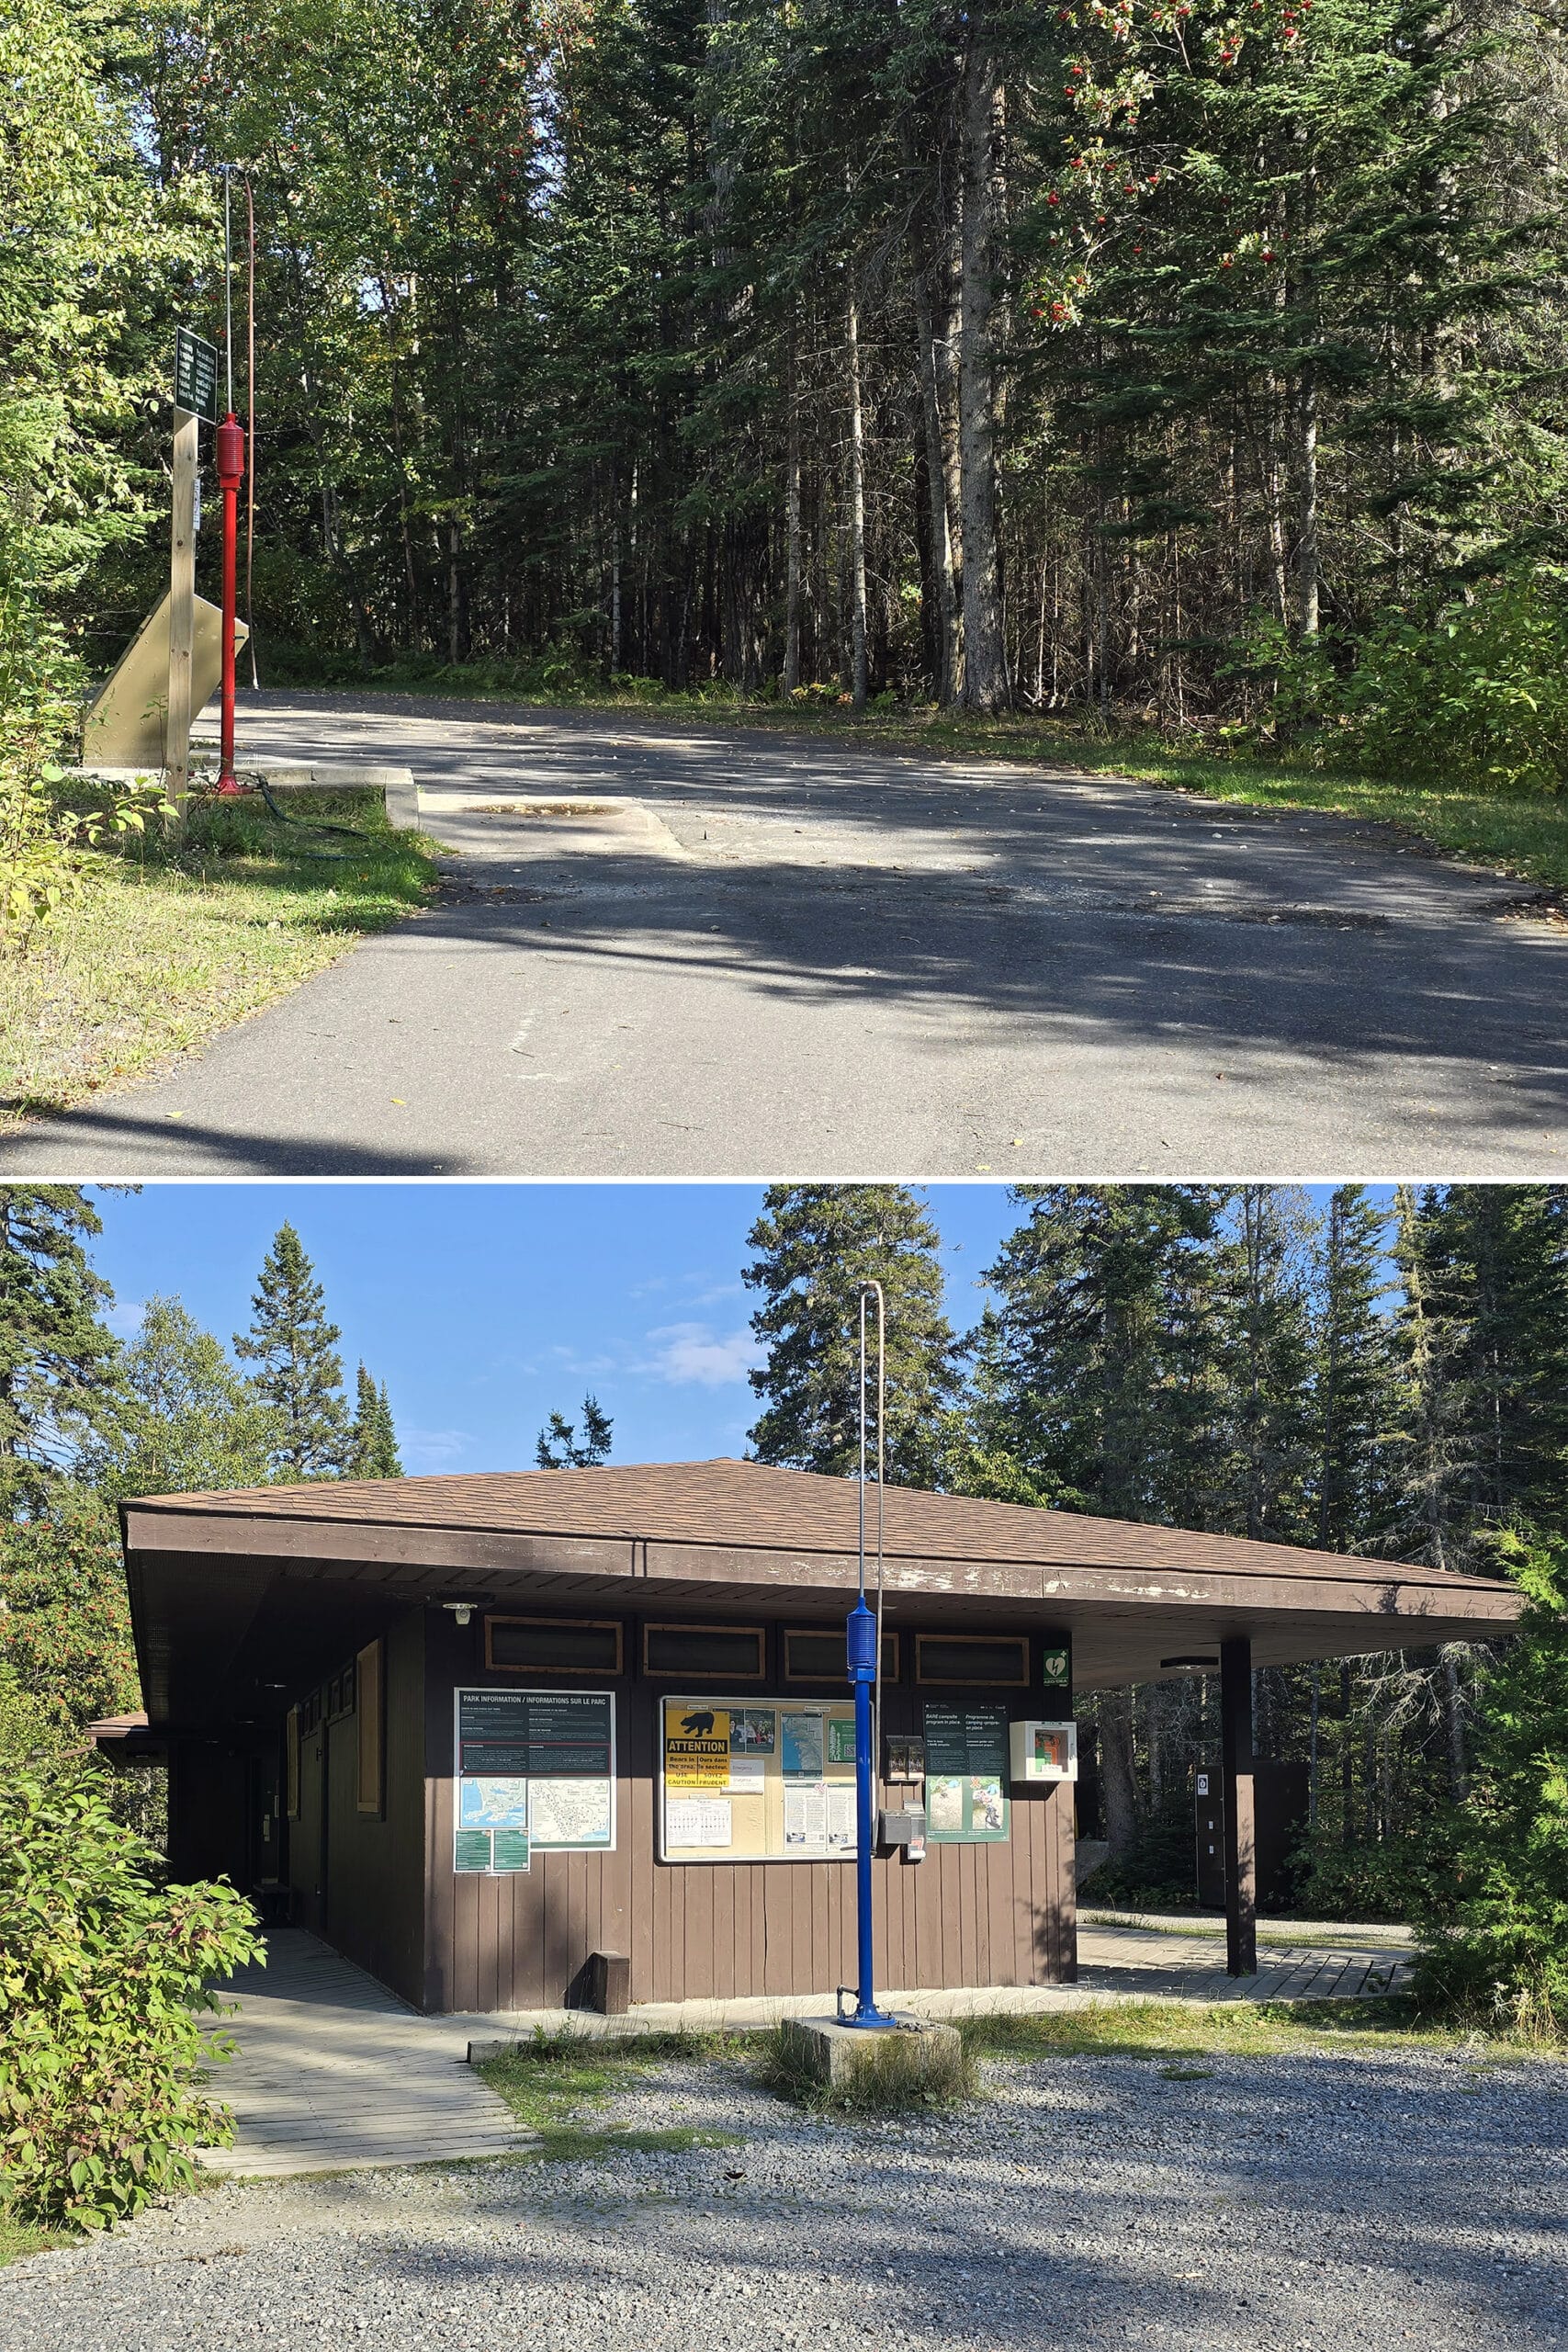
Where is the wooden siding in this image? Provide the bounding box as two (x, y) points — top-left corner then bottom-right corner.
(300, 1609), (427, 2004)
(421, 1608), (1075, 2015)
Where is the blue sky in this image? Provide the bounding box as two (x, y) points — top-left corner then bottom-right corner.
(85, 1184), (1378, 1477)
(84, 1185), (1032, 1475)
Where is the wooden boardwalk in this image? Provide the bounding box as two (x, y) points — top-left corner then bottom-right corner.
(198, 1934), (533, 2178)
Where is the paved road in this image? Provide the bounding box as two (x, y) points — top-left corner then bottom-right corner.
(6, 690), (1564, 1176)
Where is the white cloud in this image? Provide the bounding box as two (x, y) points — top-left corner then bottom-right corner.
(400, 1427), (475, 1472)
(641, 1322), (761, 1388)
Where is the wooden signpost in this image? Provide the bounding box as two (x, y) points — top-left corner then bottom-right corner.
(168, 328), (219, 823)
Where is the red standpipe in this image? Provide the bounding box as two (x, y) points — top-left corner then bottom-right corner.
(214, 411), (247, 794)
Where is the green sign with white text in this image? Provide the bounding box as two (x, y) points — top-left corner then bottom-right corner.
(175, 326), (219, 424)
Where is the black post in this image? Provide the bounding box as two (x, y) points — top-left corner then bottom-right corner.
(1220, 1636), (1257, 1975)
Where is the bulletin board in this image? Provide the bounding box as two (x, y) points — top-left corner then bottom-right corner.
(923, 1700), (1011, 1844)
(660, 1696), (859, 1862)
(453, 1687), (617, 1875)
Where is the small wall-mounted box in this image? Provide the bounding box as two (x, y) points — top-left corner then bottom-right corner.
(1010, 1721), (1078, 1783)
(878, 1803), (927, 1853)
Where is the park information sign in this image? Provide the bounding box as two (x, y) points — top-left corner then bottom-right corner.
(453, 1688), (615, 1873)
(923, 1701), (1011, 1843)
(660, 1695), (858, 1862)
(175, 326), (220, 425)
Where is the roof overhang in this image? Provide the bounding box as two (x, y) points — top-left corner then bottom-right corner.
(120, 1480), (1522, 1736)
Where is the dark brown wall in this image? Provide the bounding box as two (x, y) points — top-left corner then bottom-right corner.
(167, 1738), (251, 1887)
(421, 1609), (1076, 2016)
(310, 1608), (427, 2005)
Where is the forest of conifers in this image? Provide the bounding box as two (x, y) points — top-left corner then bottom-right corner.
(9, 0), (1567, 736)
(739, 1183), (1568, 1913)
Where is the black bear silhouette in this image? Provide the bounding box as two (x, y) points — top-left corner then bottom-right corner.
(679, 1710), (717, 1738)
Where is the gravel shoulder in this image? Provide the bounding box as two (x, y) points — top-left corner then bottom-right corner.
(3, 2041), (1563, 2351)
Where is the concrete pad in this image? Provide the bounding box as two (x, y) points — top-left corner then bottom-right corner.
(776, 2013), (964, 2091)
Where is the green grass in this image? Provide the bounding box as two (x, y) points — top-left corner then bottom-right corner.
(475, 2029), (744, 2164)
(958, 1994), (1566, 2066)
(276, 670), (1568, 899)
(0, 2204), (70, 2269)
(1, 787), (443, 1125)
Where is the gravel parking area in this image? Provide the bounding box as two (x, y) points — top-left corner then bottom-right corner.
(3, 2043), (1563, 2352)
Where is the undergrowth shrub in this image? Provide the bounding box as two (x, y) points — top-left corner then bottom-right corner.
(0, 1766), (262, 2229)
(1413, 1532), (1568, 2041)
(1342, 567), (1568, 794)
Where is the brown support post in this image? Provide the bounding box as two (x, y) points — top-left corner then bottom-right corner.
(1220, 1636), (1257, 1975)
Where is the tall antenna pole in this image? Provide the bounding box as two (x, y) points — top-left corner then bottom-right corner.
(844, 1280), (894, 2029)
(223, 168), (234, 415)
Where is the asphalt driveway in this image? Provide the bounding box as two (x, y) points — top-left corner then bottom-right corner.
(4, 692), (1563, 1177)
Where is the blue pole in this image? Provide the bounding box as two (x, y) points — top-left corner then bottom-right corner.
(846, 1595), (895, 2027)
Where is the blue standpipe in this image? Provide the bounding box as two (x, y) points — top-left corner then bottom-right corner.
(844, 1596), (897, 2028)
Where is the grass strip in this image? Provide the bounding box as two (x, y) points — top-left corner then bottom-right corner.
(958, 1994), (1565, 2065)
(475, 2028), (743, 2164)
(1, 789), (443, 1128)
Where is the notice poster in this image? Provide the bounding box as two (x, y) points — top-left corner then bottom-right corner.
(827, 1714), (858, 1766)
(666, 1795), (732, 1848)
(924, 1702), (1012, 1843)
(783, 1781), (827, 1849)
(454, 1688), (616, 1869)
(454, 1826), (530, 1873)
(665, 1705), (733, 1791)
(781, 1712), (825, 1779)
(529, 1777), (614, 1849)
(827, 1782), (858, 1850)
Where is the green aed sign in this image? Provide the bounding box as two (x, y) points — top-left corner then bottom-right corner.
(923, 1701), (1010, 1844)
(175, 326), (220, 424)
(1042, 1644), (1071, 1691)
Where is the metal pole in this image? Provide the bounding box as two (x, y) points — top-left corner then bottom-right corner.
(215, 166), (245, 794)
(846, 1281), (894, 2029)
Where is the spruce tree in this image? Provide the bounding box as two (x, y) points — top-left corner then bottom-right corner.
(0, 1187), (118, 1517)
(536, 1394), (614, 1470)
(349, 1365), (403, 1479)
(1311, 1186), (1401, 1555)
(966, 1185), (1226, 1522)
(743, 1185), (955, 1483)
(233, 1224), (351, 1480)
(1212, 1187), (1316, 1545)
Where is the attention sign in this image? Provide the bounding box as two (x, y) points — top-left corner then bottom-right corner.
(175, 326), (220, 424)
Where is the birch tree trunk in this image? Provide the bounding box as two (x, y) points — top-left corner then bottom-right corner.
(957, 18), (1008, 712)
(784, 329), (802, 694)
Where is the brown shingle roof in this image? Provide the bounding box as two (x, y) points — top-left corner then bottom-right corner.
(126, 1456), (1485, 1592)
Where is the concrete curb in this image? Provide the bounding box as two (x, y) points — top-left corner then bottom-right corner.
(70, 754), (422, 831)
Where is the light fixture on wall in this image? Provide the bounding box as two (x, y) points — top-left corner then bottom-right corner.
(1160, 1655), (1219, 1673)
(441, 1596), (494, 1628)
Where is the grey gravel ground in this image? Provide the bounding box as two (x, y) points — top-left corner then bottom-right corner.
(3, 2045), (1564, 2351)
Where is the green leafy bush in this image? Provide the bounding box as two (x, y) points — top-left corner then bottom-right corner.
(1286, 1824), (1435, 1925)
(0, 1767), (262, 2229)
(1413, 1532), (1568, 2039)
(1342, 568), (1568, 795)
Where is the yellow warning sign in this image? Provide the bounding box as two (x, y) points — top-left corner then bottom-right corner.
(664, 1703), (731, 1791)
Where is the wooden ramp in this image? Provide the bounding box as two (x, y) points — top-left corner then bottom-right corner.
(197, 1932), (533, 2178)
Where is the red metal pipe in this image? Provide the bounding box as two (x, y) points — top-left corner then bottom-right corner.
(214, 411), (246, 794)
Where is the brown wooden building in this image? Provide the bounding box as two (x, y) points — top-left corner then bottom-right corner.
(107, 1460), (1521, 2013)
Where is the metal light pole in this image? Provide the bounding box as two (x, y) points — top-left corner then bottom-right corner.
(215, 167), (247, 796)
(844, 1281), (895, 2029)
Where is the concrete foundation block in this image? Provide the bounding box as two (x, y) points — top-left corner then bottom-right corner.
(777, 2013), (963, 2091)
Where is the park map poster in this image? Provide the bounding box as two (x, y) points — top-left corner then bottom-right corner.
(453, 1688), (616, 1874)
